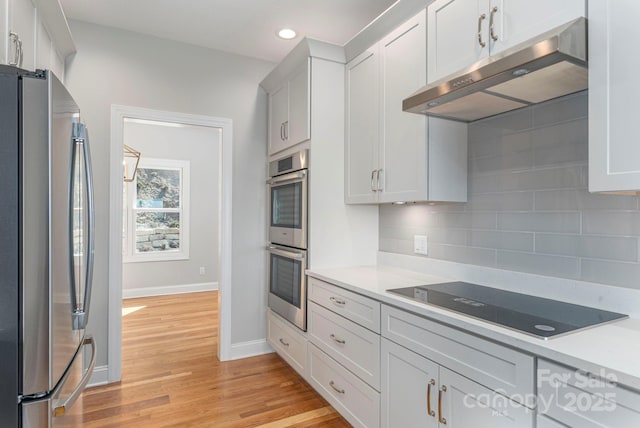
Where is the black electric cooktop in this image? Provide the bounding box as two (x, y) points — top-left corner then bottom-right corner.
(387, 282), (628, 339)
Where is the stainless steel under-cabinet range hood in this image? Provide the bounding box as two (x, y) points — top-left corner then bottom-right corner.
(403, 17), (587, 122)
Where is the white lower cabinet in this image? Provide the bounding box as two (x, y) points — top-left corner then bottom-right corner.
(381, 338), (439, 427)
(381, 337), (532, 428)
(537, 359), (640, 428)
(308, 343), (380, 428)
(267, 309), (307, 378)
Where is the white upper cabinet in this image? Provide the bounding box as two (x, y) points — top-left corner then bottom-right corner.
(267, 59), (311, 155)
(379, 11), (428, 203)
(35, 11), (51, 70)
(588, 0), (640, 193)
(490, 0), (585, 56)
(346, 10), (467, 204)
(1, 0), (75, 77)
(427, 0), (585, 84)
(6, 0), (36, 70)
(345, 48), (380, 204)
(268, 83), (290, 155)
(427, 0), (489, 85)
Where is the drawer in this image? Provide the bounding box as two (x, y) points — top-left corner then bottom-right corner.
(308, 301), (381, 390)
(308, 343), (380, 428)
(308, 277), (381, 333)
(538, 359), (640, 428)
(267, 310), (307, 378)
(382, 305), (535, 407)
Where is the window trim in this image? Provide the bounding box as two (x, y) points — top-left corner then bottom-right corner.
(123, 157), (190, 263)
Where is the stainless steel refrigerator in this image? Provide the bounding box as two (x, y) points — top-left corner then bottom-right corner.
(0, 65), (97, 427)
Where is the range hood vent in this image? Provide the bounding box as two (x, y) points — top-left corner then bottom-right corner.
(403, 17), (587, 122)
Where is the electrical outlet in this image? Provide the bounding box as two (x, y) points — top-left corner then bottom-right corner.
(414, 235), (428, 256)
(199, 267), (206, 275)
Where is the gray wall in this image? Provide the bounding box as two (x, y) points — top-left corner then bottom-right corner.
(122, 120), (219, 292)
(65, 20), (274, 366)
(380, 92), (640, 291)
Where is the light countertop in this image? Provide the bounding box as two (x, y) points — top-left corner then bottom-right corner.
(306, 265), (640, 392)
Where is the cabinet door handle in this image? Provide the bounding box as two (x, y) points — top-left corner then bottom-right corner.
(376, 169), (383, 191)
(329, 296), (346, 306)
(330, 334), (346, 345)
(18, 37), (23, 68)
(284, 120), (289, 140)
(329, 380), (345, 394)
(438, 385), (447, 425)
(370, 170), (377, 192)
(280, 123), (284, 141)
(427, 379), (436, 417)
(8, 32), (19, 66)
(279, 338), (289, 347)
(477, 14), (487, 47)
(489, 6), (499, 41)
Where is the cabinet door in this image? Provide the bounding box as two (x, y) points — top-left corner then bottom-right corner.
(489, 0), (585, 56)
(440, 367), (533, 428)
(9, 0), (36, 71)
(379, 10), (427, 203)
(345, 47), (379, 204)
(288, 58), (310, 146)
(268, 83), (289, 155)
(35, 13), (51, 70)
(381, 338), (439, 428)
(427, 0), (490, 84)
(589, 0), (640, 192)
(0, 0), (7, 65)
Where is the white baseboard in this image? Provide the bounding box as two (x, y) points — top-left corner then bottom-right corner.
(229, 339), (274, 360)
(122, 282), (218, 299)
(87, 365), (109, 388)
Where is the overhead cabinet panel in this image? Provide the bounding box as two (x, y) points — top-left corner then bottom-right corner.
(345, 48), (380, 204)
(427, 0), (585, 85)
(589, 0), (640, 193)
(346, 9), (467, 205)
(267, 59), (311, 156)
(379, 13), (427, 203)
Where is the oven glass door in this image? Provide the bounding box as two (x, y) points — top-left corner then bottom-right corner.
(271, 182), (302, 230)
(270, 253), (302, 308)
(268, 170), (307, 248)
(267, 245), (307, 330)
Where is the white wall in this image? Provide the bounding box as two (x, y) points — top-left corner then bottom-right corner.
(65, 20), (274, 367)
(122, 120), (219, 295)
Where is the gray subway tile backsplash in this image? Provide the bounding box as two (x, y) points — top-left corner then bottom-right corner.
(378, 92), (640, 290)
(535, 234), (638, 262)
(498, 212), (581, 234)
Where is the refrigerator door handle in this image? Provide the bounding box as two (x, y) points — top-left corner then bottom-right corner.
(52, 335), (97, 417)
(81, 126), (95, 330)
(69, 123), (95, 330)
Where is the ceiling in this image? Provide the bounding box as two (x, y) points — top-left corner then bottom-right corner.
(59, 0), (398, 63)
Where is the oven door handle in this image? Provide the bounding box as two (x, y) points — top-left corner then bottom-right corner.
(267, 245), (306, 259)
(267, 170), (307, 185)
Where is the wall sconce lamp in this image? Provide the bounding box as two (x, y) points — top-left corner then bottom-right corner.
(123, 145), (141, 182)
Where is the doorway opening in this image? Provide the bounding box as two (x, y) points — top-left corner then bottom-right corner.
(108, 106), (233, 382)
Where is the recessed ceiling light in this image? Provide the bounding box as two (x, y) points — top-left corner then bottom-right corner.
(277, 28), (297, 40)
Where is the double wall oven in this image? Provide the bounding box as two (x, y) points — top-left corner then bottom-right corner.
(267, 150), (308, 331)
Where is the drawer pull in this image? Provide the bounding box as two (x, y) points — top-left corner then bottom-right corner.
(427, 378), (436, 417)
(329, 296), (346, 306)
(329, 380), (345, 394)
(438, 385), (447, 425)
(330, 334), (346, 345)
(279, 338), (290, 347)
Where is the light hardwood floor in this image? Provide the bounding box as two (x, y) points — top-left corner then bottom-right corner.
(69, 291), (350, 427)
